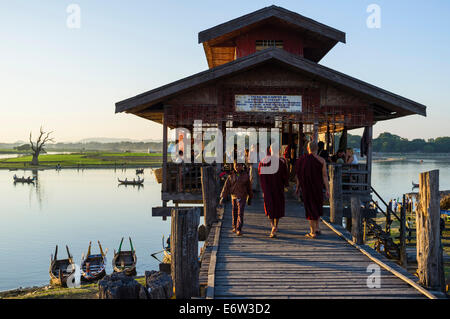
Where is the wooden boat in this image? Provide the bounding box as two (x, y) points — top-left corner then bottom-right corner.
(136, 168), (144, 174)
(80, 241), (108, 282)
(118, 177), (144, 185)
(112, 237), (137, 276)
(49, 245), (76, 287)
(412, 181), (419, 188)
(13, 175), (35, 183)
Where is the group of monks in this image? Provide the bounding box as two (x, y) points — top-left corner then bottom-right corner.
(220, 141), (329, 239)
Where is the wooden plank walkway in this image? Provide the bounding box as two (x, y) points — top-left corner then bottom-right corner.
(207, 197), (428, 299)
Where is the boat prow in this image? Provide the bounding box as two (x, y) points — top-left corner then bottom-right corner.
(49, 245), (76, 287)
(80, 241), (108, 282)
(112, 237), (137, 276)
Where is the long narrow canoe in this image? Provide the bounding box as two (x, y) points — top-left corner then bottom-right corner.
(118, 178), (144, 185)
(13, 175), (35, 183)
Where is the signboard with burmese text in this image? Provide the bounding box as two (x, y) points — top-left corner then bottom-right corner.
(235, 95), (302, 113)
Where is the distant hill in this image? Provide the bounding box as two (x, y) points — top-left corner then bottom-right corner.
(77, 137), (162, 143)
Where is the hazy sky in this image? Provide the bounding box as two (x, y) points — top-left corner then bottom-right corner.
(1, 0), (449, 143)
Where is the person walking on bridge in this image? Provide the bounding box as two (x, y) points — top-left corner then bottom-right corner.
(220, 161), (253, 236)
(259, 143), (289, 238)
(295, 141), (330, 238)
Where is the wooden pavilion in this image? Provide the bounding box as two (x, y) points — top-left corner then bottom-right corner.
(115, 5), (426, 208)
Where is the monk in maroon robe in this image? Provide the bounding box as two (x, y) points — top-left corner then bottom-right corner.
(258, 144), (289, 238)
(295, 141), (329, 238)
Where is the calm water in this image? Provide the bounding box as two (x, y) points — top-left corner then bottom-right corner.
(0, 168), (171, 291)
(371, 155), (450, 202)
(0, 155), (450, 291)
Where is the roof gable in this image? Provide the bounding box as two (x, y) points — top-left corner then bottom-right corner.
(198, 5), (346, 66)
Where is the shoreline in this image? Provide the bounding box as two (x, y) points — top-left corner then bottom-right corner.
(0, 276), (146, 299)
(0, 164), (162, 171)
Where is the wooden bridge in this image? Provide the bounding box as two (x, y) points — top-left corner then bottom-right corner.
(199, 197), (434, 299)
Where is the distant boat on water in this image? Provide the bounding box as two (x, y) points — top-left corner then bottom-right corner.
(118, 177), (144, 185)
(13, 175), (35, 183)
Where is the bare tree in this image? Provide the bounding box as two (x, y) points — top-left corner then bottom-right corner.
(30, 127), (55, 166)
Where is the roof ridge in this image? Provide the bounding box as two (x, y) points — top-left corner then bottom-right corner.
(198, 6), (345, 44)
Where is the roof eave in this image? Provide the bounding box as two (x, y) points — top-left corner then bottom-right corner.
(115, 48), (426, 118)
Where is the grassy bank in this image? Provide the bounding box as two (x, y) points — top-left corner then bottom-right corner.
(0, 152), (162, 169)
(0, 276), (146, 299)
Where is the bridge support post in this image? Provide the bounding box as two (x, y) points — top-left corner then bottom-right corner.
(201, 165), (218, 234)
(400, 194), (408, 268)
(330, 164), (343, 226)
(171, 207), (200, 298)
(351, 196), (363, 245)
(416, 170), (445, 292)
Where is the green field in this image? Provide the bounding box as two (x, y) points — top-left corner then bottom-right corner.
(0, 152), (163, 169)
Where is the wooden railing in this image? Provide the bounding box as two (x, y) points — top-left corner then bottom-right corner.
(328, 163), (371, 200)
(165, 163), (203, 195)
(341, 163), (370, 195)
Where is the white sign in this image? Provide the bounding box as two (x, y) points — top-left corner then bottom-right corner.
(235, 95), (302, 113)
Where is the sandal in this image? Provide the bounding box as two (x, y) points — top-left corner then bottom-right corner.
(305, 233), (316, 239)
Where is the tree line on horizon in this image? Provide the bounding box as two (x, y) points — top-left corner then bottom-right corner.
(2, 132), (450, 154)
(345, 132), (450, 153)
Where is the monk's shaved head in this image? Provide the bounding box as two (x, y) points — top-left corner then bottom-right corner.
(308, 141), (318, 153)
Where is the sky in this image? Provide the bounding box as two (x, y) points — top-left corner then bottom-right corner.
(0, 0), (449, 143)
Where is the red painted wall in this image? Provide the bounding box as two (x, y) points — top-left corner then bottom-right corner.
(235, 25), (304, 58)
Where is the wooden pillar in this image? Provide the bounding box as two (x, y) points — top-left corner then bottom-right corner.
(162, 107), (168, 194)
(329, 164), (343, 225)
(288, 122), (293, 145)
(171, 207), (200, 298)
(201, 165), (218, 231)
(298, 123), (304, 157)
(400, 194), (408, 268)
(366, 125), (373, 189)
(313, 121), (318, 143)
(325, 123), (330, 152)
(351, 196), (363, 244)
(416, 170), (445, 292)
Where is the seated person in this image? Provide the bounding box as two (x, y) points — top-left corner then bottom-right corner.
(331, 149), (345, 163)
(345, 148), (358, 164)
